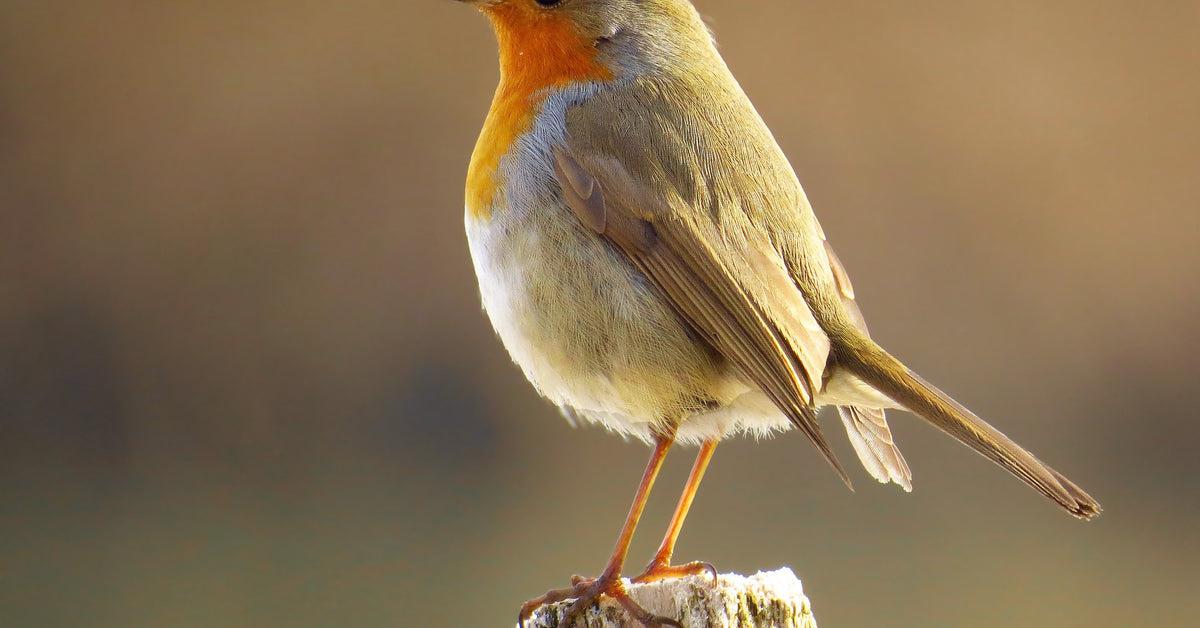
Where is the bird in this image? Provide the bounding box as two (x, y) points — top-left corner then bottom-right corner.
(454, 0), (1101, 625)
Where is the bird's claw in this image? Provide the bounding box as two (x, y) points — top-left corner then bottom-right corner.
(631, 559), (718, 585)
(517, 572), (682, 627)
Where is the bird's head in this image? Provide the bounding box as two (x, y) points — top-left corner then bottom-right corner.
(457, 0), (716, 83)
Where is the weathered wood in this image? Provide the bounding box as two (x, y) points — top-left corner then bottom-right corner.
(523, 569), (817, 627)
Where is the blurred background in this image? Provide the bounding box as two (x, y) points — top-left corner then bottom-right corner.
(2, 1), (1197, 626)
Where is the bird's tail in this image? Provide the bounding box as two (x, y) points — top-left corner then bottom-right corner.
(833, 330), (1101, 520)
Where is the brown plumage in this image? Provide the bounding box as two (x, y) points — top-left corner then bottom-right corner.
(552, 75), (1098, 515)
(457, 1), (1099, 624)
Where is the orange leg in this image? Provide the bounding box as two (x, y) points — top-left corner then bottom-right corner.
(633, 439), (719, 584)
(518, 430), (682, 628)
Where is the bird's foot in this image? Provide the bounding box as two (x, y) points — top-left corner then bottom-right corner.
(517, 571), (682, 627)
(631, 558), (718, 585)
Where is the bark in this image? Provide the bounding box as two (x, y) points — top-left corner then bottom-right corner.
(523, 569), (818, 627)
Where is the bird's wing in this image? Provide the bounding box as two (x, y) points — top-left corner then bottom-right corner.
(822, 237), (913, 490)
(551, 139), (852, 485)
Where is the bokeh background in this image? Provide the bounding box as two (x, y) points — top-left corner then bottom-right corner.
(2, 1), (1197, 626)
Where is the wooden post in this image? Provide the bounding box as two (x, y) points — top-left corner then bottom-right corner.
(523, 569), (818, 627)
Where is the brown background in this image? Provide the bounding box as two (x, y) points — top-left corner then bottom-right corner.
(2, 1), (1197, 626)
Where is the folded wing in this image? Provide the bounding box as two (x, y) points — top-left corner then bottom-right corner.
(552, 147), (852, 486)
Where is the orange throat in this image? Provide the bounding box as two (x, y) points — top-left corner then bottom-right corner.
(465, 3), (614, 220)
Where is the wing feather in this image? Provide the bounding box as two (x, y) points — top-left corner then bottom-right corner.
(553, 148), (851, 486)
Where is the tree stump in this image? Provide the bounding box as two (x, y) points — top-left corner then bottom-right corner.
(523, 569), (818, 627)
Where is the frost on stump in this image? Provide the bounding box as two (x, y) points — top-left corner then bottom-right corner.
(523, 569), (818, 628)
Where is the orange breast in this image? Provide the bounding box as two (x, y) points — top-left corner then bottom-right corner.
(466, 3), (614, 220)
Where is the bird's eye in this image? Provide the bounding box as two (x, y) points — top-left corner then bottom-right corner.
(535, 0), (563, 7)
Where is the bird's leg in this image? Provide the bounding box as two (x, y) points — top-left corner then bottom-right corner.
(632, 439), (719, 584)
(518, 429), (682, 628)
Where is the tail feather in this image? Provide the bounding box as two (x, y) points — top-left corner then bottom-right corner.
(836, 333), (1101, 520)
(838, 406), (913, 491)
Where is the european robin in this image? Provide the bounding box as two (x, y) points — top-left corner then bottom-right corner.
(455, 1), (1101, 625)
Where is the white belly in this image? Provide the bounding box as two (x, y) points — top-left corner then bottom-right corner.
(465, 211), (627, 415)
